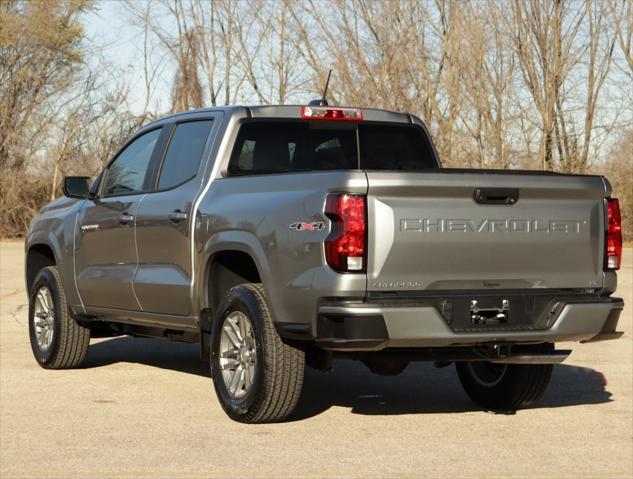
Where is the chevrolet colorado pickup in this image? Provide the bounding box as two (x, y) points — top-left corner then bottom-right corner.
(26, 104), (624, 423)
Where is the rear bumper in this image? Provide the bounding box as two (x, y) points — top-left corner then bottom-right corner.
(313, 297), (624, 351)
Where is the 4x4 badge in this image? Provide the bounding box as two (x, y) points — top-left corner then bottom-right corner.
(289, 222), (325, 231)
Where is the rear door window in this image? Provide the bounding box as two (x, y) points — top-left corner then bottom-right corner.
(157, 120), (213, 189)
(228, 121), (436, 175)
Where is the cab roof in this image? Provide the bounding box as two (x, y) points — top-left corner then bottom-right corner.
(143, 104), (415, 130)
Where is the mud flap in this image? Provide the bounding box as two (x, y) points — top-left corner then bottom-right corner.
(200, 308), (213, 363)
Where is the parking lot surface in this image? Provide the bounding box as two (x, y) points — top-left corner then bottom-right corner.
(1, 241), (631, 478)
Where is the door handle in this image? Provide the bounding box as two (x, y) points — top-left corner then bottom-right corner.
(474, 188), (519, 205)
(168, 210), (188, 222)
(119, 213), (134, 225)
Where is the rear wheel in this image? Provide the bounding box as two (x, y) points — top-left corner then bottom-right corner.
(210, 284), (305, 423)
(456, 361), (552, 411)
(28, 266), (90, 369)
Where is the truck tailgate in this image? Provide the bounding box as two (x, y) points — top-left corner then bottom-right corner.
(366, 171), (607, 292)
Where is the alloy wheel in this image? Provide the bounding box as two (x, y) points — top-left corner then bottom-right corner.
(219, 311), (257, 399)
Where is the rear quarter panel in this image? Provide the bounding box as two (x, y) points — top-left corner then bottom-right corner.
(196, 171), (368, 328)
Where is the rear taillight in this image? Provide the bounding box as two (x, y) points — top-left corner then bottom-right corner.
(605, 198), (622, 270)
(301, 105), (363, 121)
(325, 194), (366, 272)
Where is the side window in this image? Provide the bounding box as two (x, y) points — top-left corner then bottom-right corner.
(157, 120), (213, 190)
(102, 129), (161, 196)
(359, 125), (437, 170)
(230, 123), (295, 174)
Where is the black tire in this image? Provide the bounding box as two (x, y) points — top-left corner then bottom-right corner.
(456, 361), (552, 411)
(210, 284), (305, 423)
(28, 266), (90, 369)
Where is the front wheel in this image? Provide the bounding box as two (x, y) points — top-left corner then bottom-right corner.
(456, 361), (552, 411)
(28, 266), (90, 369)
(210, 284), (305, 423)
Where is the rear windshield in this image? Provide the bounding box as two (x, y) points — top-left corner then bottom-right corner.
(228, 121), (437, 175)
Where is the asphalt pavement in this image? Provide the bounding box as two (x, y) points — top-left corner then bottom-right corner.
(1, 241), (631, 478)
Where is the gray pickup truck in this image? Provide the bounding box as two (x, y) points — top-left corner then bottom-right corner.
(26, 104), (624, 423)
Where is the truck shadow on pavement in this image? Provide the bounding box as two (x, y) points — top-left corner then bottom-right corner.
(291, 359), (612, 420)
(83, 336), (612, 420)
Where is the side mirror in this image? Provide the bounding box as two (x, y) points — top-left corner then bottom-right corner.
(63, 176), (90, 199)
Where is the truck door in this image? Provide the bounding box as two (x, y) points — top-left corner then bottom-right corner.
(75, 127), (164, 310)
(133, 117), (218, 316)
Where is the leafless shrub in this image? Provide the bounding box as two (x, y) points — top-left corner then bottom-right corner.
(0, 172), (52, 238)
(596, 130), (633, 242)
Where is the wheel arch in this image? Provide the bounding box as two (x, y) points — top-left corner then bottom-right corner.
(205, 250), (262, 313)
(198, 231), (273, 311)
(198, 232), (273, 358)
(26, 243), (58, 295)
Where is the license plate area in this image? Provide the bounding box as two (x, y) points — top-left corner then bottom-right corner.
(437, 294), (567, 332)
(366, 290), (604, 333)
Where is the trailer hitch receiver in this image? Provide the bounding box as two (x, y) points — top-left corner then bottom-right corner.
(471, 299), (509, 325)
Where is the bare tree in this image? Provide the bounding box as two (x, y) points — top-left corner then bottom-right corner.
(507, 0), (585, 170)
(611, 0), (633, 75)
(593, 128), (632, 243)
(558, 0), (615, 172)
(2, 0), (631, 239)
(0, 0), (138, 237)
(458, 2), (515, 168)
(171, 28), (204, 111)
(291, 0), (468, 164)
(0, 0), (89, 171)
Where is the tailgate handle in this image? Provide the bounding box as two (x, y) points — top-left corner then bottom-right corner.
(474, 188), (519, 205)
